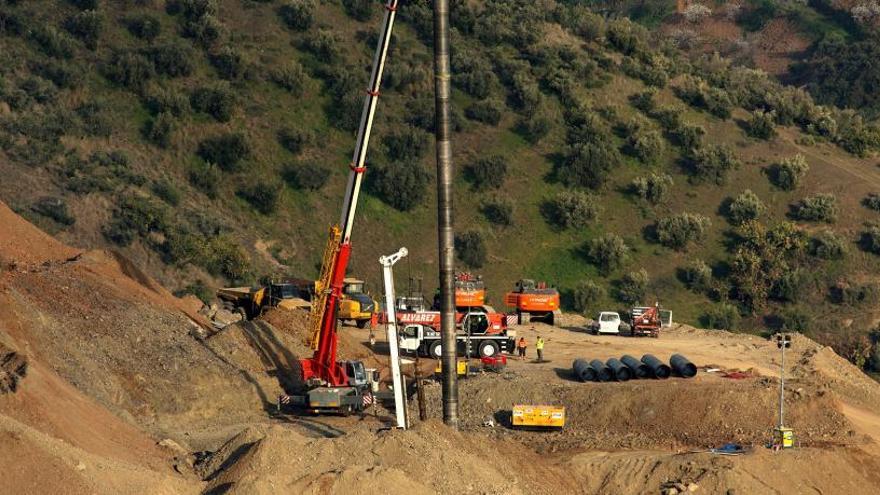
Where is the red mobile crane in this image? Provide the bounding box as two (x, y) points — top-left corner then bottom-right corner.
(282, 0), (399, 415)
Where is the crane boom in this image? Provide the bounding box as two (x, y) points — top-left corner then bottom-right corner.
(300, 0), (399, 388)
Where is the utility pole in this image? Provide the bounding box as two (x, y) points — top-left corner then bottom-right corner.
(433, 0), (458, 427)
(774, 333), (793, 449)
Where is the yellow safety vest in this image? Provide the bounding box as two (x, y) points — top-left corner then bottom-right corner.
(536, 339), (544, 350)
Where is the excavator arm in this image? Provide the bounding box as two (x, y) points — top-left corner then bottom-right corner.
(300, 0), (399, 388)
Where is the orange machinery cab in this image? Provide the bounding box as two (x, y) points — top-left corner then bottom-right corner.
(454, 272), (485, 308)
(504, 279), (560, 325)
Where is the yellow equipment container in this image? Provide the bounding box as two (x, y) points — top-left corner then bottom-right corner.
(435, 359), (469, 376)
(512, 404), (565, 429)
(774, 427), (794, 448)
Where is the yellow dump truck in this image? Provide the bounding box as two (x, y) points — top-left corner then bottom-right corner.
(338, 278), (377, 328)
(217, 282), (309, 319)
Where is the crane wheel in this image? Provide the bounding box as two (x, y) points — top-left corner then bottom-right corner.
(429, 341), (443, 359)
(478, 340), (500, 358)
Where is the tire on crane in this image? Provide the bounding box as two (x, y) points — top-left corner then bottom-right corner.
(429, 340), (443, 359)
(478, 340), (499, 358)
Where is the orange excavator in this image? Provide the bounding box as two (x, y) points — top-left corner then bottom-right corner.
(505, 279), (560, 326)
(432, 272), (486, 310)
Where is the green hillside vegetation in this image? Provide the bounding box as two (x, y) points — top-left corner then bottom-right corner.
(2, 0), (880, 369)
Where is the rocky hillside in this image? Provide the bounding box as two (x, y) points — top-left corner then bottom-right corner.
(2, 0), (880, 366)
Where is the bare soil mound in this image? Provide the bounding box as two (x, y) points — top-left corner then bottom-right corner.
(199, 419), (575, 495)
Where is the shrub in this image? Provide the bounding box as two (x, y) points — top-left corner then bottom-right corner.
(279, 0), (315, 31)
(270, 62), (306, 95)
(688, 144), (739, 184)
(655, 213), (711, 250)
(457, 66), (495, 99)
(103, 50), (154, 89)
(277, 126), (313, 154)
(342, 0), (373, 21)
(144, 86), (189, 116)
(681, 259), (712, 292)
(304, 29), (341, 61)
(283, 161), (329, 191)
(144, 112), (176, 148)
(745, 109), (776, 139)
(627, 127), (665, 164)
(561, 7), (605, 42)
(727, 189), (766, 225)
(617, 269), (649, 304)
(237, 179), (282, 214)
(64, 10), (102, 50)
(146, 41), (195, 77)
(455, 230), (487, 268)
(775, 307), (812, 332)
(809, 230), (846, 260)
(384, 127), (429, 161)
(190, 84), (234, 122)
(702, 303), (740, 330)
(125, 14), (161, 40)
(606, 17), (646, 55)
(572, 280), (604, 315)
(861, 223), (880, 254)
(649, 105), (684, 132)
(792, 193), (838, 223)
(672, 122), (705, 150)
(369, 161), (430, 211)
(68, 0), (98, 9)
(547, 190), (599, 229)
(481, 197), (514, 226)
(557, 140), (621, 189)
(517, 112), (552, 144)
(863, 193), (880, 212)
(586, 233), (628, 274)
(30, 25), (76, 59)
(770, 270), (807, 302)
(631, 173), (673, 205)
(830, 281), (880, 306)
(467, 155), (507, 190)
(102, 195), (168, 246)
(174, 280), (213, 303)
(211, 46), (247, 80)
(465, 99), (503, 125)
(206, 236), (251, 282)
(189, 161), (221, 199)
(197, 133), (250, 172)
(31, 197), (75, 226)
(32, 60), (82, 89)
(629, 89), (656, 113)
(182, 14), (224, 48)
(770, 154), (808, 190)
(152, 180), (181, 206)
(508, 72), (542, 114)
(75, 101), (111, 137)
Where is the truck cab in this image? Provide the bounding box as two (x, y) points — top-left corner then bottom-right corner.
(591, 312), (623, 334)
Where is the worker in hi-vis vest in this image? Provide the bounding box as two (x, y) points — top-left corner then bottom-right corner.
(536, 336), (545, 362)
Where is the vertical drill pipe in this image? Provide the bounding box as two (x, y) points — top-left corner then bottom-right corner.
(433, 0), (458, 427)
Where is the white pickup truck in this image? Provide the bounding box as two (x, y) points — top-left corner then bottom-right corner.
(588, 312), (631, 334)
